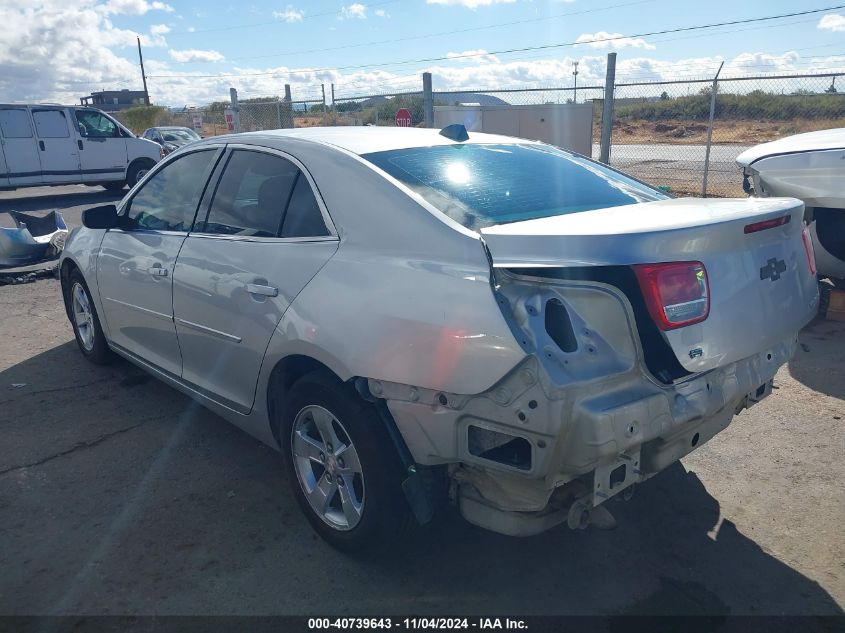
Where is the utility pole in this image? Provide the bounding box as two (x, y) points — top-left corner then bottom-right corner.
(137, 36), (150, 105)
(572, 61), (579, 103)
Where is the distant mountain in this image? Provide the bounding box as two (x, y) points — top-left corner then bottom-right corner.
(433, 92), (509, 106)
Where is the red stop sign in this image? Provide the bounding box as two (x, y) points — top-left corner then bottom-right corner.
(395, 108), (412, 127)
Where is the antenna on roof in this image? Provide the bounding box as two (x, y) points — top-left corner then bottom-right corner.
(439, 123), (469, 142)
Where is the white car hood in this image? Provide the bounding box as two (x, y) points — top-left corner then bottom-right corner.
(736, 127), (845, 167)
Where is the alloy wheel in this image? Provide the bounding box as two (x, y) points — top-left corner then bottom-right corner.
(291, 405), (365, 531)
(71, 282), (95, 352)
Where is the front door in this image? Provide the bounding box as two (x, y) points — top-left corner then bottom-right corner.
(0, 107), (42, 186)
(96, 148), (221, 376)
(73, 109), (128, 183)
(173, 147), (338, 412)
(31, 108), (80, 184)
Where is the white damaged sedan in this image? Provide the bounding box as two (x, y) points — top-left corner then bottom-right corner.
(60, 126), (819, 551)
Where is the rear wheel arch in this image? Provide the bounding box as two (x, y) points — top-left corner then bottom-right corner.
(267, 355), (341, 446)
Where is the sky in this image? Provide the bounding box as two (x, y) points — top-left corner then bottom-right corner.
(2, 0), (845, 106)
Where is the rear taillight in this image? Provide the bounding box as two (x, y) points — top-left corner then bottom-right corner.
(802, 226), (817, 276)
(634, 261), (710, 331)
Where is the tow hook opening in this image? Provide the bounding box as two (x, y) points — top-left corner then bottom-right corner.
(467, 425), (532, 471)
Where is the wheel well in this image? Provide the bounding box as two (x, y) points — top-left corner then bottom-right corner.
(59, 259), (79, 320)
(267, 355), (340, 446)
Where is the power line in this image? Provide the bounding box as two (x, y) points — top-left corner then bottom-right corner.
(148, 3), (845, 79)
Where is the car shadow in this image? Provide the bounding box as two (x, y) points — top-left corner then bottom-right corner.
(0, 341), (841, 617)
(788, 313), (845, 401)
(0, 187), (124, 214)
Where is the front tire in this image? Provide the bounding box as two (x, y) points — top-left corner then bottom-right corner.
(66, 270), (113, 365)
(126, 160), (154, 188)
(278, 370), (410, 553)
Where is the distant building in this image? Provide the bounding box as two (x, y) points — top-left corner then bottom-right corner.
(79, 89), (147, 111)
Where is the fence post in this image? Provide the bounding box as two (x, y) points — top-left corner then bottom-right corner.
(423, 72), (434, 128)
(229, 87), (240, 133)
(701, 61), (724, 198)
(599, 52), (616, 164)
(331, 84), (336, 125)
(283, 84), (292, 128)
(321, 84), (327, 126)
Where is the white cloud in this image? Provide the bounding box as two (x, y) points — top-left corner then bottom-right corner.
(818, 14), (845, 32)
(169, 48), (225, 62)
(374, 8), (389, 18)
(273, 5), (304, 22)
(575, 31), (655, 50)
(339, 3), (367, 19)
(447, 49), (500, 64)
(98, 0), (174, 15)
(427, 0), (516, 7)
(141, 23), (170, 47)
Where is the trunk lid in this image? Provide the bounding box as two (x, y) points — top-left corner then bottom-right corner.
(480, 197), (819, 373)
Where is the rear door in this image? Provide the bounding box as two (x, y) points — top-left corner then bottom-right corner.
(73, 109), (128, 183)
(0, 107), (42, 186)
(31, 108), (80, 184)
(96, 147), (221, 376)
(173, 146), (338, 413)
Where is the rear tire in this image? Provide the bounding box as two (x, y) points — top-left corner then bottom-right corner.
(66, 270), (113, 365)
(277, 369), (411, 553)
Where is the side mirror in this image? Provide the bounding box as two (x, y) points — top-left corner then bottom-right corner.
(82, 204), (119, 230)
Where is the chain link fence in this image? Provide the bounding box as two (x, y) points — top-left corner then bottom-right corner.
(608, 72), (845, 197)
(123, 70), (844, 198)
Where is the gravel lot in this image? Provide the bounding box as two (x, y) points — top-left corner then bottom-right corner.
(0, 187), (843, 617)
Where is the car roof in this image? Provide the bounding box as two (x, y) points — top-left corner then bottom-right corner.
(205, 126), (539, 156)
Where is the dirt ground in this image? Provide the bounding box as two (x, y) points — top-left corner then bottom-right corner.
(0, 188), (843, 617)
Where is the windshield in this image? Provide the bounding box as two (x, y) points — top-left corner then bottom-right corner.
(162, 129), (200, 142)
(362, 143), (667, 230)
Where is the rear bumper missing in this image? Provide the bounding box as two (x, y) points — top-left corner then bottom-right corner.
(374, 334), (796, 536)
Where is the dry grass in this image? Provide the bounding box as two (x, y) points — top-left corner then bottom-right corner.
(596, 117), (845, 145)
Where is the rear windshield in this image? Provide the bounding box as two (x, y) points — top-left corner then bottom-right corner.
(362, 143), (667, 230)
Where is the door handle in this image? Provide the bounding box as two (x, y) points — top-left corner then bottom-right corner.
(38, 140), (45, 151)
(148, 265), (168, 277)
(247, 283), (278, 297)
(77, 140), (83, 150)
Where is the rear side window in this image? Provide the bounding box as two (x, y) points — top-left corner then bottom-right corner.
(32, 110), (70, 138)
(0, 109), (33, 138)
(362, 144), (666, 230)
(202, 149), (328, 238)
(282, 174), (328, 238)
(203, 150), (299, 237)
(126, 150), (217, 232)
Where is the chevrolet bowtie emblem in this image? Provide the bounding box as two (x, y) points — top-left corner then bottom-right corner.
(760, 257), (787, 282)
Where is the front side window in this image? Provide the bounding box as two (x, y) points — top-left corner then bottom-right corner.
(362, 143), (667, 230)
(202, 150), (304, 237)
(75, 110), (119, 138)
(32, 110), (69, 138)
(0, 109), (33, 138)
(125, 150), (217, 232)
